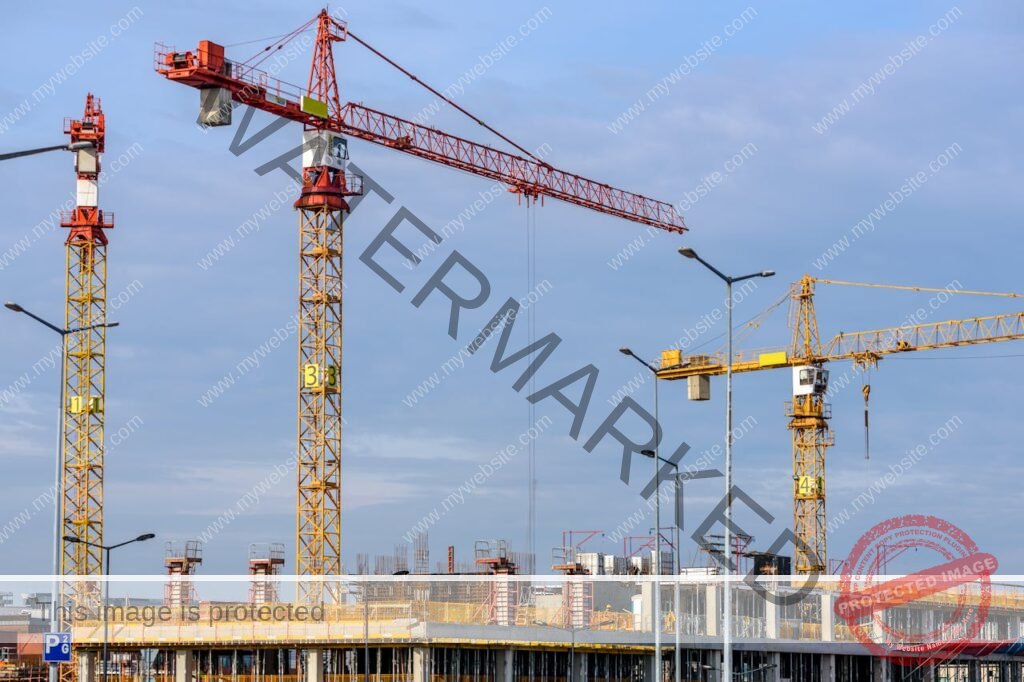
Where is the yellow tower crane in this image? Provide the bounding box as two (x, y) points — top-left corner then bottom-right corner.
(60, 95), (112, 605)
(656, 275), (1024, 574)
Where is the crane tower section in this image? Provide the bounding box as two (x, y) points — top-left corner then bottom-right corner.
(294, 11), (360, 604)
(787, 277), (831, 574)
(60, 93), (112, 596)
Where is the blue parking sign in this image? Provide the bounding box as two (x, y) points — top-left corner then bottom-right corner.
(43, 633), (71, 663)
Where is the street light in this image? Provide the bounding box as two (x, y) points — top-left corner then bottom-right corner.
(619, 347), (664, 682)
(63, 533), (155, 682)
(0, 140), (93, 162)
(6, 302), (119, 682)
(641, 453), (682, 682)
(677, 249), (774, 682)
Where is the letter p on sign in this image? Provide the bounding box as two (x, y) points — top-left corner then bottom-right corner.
(43, 633), (72, 662)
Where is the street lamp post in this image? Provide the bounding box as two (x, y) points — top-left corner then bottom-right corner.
(5, 303), (119, 682)
(642, 466), (682, 682)
(619, 348), (664, 682)
(677, 249), (774, 682)
(63, 534), (155, 682)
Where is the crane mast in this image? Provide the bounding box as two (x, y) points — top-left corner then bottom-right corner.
(787, 276), (830, 573)
(60, 94), (112, 639)
(293, 11), (354, 604)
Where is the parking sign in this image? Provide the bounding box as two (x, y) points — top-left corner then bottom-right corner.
(43, 633), (71, 663)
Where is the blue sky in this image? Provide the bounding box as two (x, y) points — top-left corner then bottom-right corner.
(0, 1), (1022, 579)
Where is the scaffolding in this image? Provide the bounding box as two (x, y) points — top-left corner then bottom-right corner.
(164, 540), (202, 609)
(552, 531), (601, 630)
(699, 533), (754, 574)
(248, 543), (285, 604)
(475, 540), (518, 626)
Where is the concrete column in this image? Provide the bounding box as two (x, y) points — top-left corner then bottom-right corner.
(644, 654), (658, 682)
(641, 583), (654, 632)
(78, 650), (97, 682)
(705, 585), (719, 637)
(872, 656), (890, 682)
(305, 650), (323, 682)
(710, 652), (723, 682)
(495, 649), (514, 682)
(570, 649), (585, 682)
(768, 653), (781, 682)
(820, 592), (835, 642)
(872, 613), (886, 647)
(412, 648), (429, 682)
(494, 578), (513, 626)
(819, 654), (834, 682)
(764, 597), (779, 640)
(174, 650), (193, 682)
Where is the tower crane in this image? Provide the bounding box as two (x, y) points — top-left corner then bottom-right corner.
(656, 275), (1024, 574)
(155, 10), (686, 601)
(61, 93), (113, 600)
(2, 94), (112, 682)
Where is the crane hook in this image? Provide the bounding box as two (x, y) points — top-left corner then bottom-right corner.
(862, 383), (871, 460)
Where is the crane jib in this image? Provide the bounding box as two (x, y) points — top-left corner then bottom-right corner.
(154, 42), (687, 234)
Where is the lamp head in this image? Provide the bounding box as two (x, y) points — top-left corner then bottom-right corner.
(678, 247), (698, 259)
(640, 449), (656, 459)
(761, 270), (776, 278)
(135, 533), (156, 542)
(63, 535), (80, 544)
(4, 302), (23, 312)
(618, 347), (632, 356)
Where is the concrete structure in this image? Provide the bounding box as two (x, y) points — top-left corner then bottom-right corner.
(63, 578), (1024, 682)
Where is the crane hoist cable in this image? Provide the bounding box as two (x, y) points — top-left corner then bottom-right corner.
(239, 17), (320, 70)
(731, 291), (790, 348)
(233, 19), (547, 164)
(225, 29), (315, 50)
(686, 290), (790, 356)
(529, 201), (542, 572)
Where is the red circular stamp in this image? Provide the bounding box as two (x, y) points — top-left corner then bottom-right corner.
(835, 515), (998, 664)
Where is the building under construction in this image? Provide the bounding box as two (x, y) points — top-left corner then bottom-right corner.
(59, 575), (1024, 682)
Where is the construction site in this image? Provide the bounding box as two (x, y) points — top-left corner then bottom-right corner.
(1, 4), (1021, 682)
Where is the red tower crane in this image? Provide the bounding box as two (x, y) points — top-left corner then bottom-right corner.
(155, 10), (687, 603)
